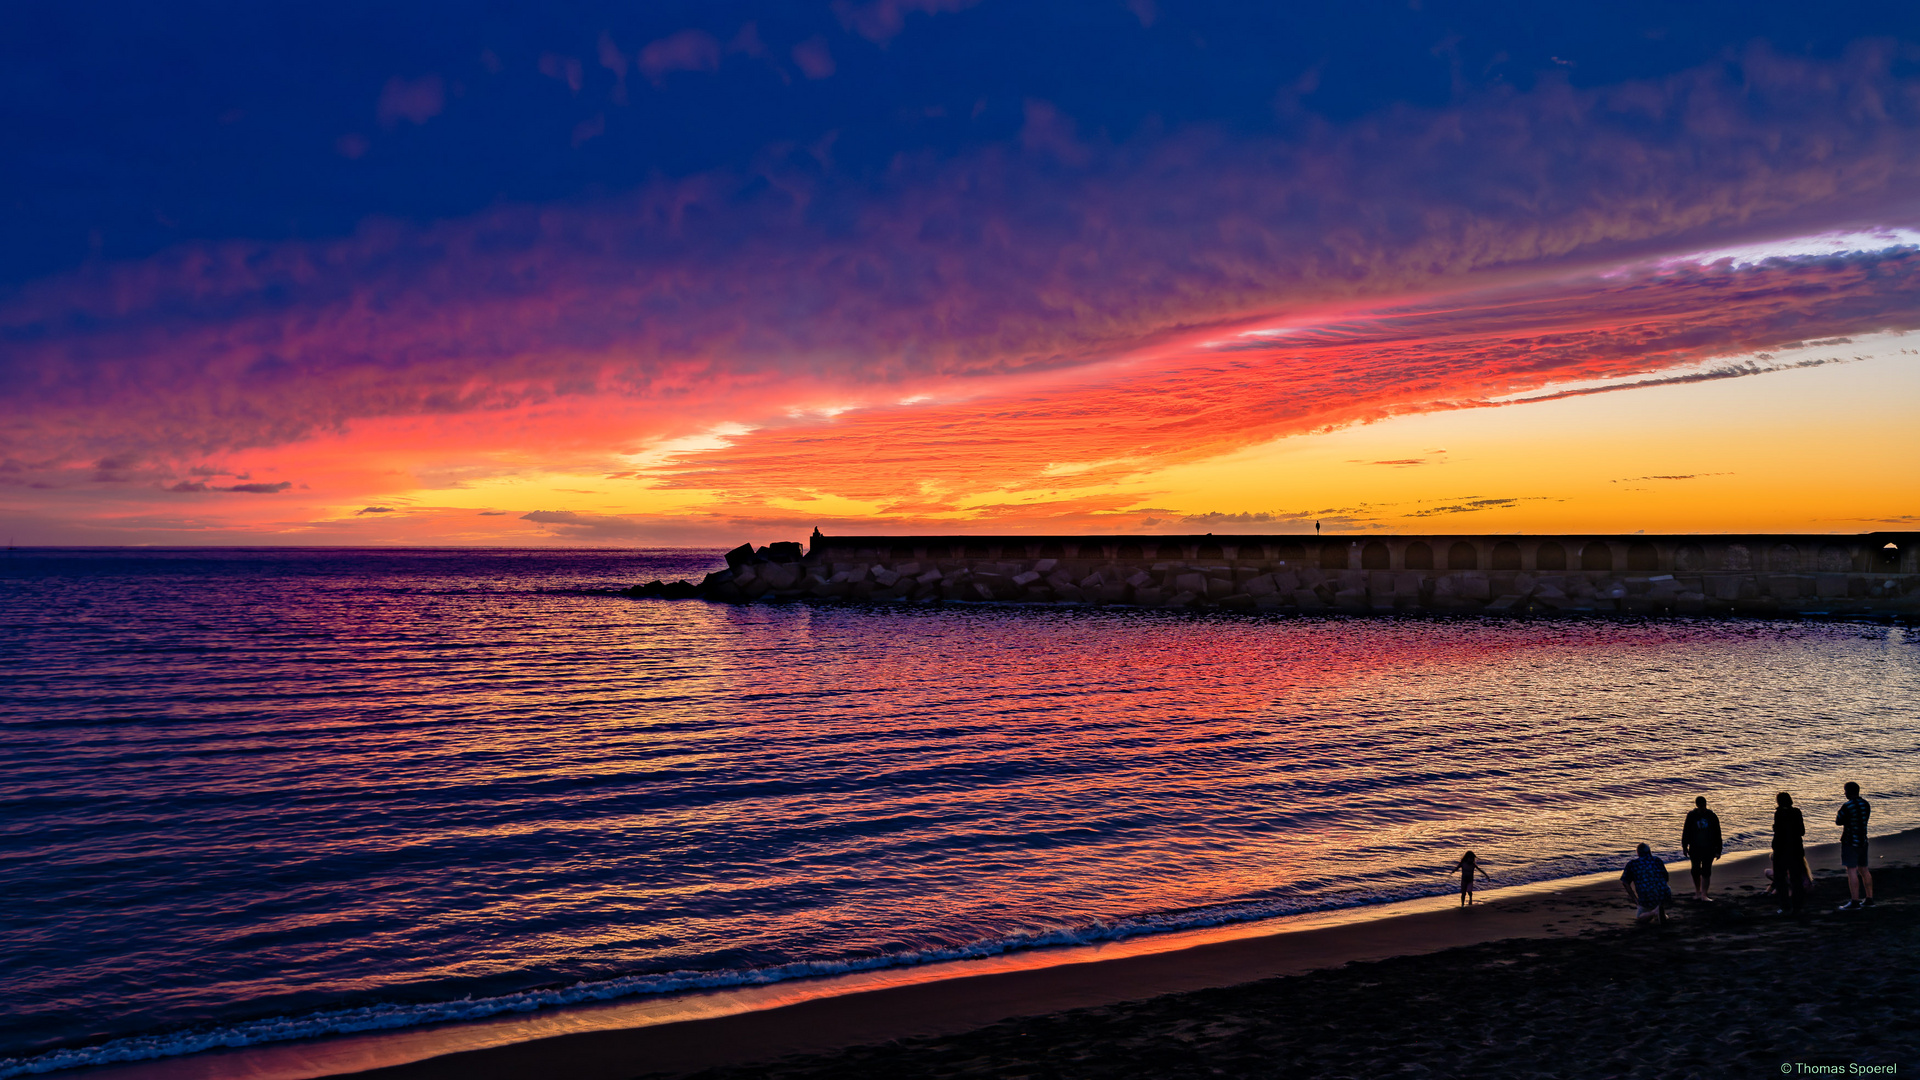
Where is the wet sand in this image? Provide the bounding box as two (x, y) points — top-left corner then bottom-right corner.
(321, 831), (1916, 1080)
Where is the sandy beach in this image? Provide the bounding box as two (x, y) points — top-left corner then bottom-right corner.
(284, 830), (1915, 1080)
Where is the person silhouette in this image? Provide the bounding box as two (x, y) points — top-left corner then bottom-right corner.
(1772, 791), (1807, 914)
(1621, 842), (1672, 925)
(1454, 850), (1489, 905)
(1681, 796), (1723, 901)
(1836, 781), (1874, 911)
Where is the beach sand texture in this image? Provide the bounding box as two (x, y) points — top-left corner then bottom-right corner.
(315, 831), (1916, 1080)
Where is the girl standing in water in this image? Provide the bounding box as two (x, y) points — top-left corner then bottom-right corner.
(1455, 851), (1490, 905)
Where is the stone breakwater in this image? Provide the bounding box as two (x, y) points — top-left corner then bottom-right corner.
(626, 532), (1920, 617)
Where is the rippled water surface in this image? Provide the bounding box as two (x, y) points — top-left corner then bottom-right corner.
(3, 547), (1917, 1075)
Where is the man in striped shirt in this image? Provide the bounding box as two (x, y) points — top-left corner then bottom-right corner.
(1836, 781), (1874, 911)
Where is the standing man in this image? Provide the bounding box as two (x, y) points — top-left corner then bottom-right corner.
(1621, 842), (1672, 925)
(1836, 781), (1875, 911)
(1681, 796), (1723, 901)
(1772, 792), (1807, 915)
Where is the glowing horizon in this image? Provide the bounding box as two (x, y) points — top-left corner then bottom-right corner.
(4, 12), (1919, 547)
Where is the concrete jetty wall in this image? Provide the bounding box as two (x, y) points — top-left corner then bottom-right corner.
(640, 532), (1920, 617)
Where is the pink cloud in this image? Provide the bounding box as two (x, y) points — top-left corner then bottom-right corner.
(6, 46), (1920, 503)
(639, 30), (722, 84)
(375, 75), (443, 128)
(831, 0), (982, 43)
(791, 37), (836, 80)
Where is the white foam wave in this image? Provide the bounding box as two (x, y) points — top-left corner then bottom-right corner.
(0, 881), (1470, 1078)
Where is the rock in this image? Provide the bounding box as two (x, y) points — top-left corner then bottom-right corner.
(1126, 571), (1154, 588)
(1206, 577), (1236, 599)
(1095, 583), (1132, 604)
(765, 541), (804, 562)
(1167, 589), (1200, 607)
(757, 563), (802, 590)
(1244, 574), (1278, 596)
(1486, 594), (1521, 611)
(1174, 572), (1208, 594)
(871, 567), (900, 586)
(1292, 590), (1324, 610)
(628, 580), (665, 597)
(732, 565), (758, 588)
(916, 568), (943, 584)
(1054, 583), (1087, 602)
(894, 562), (921, 575)
(724, 543), (756, 569)
(1035, 558), (1058, 572)
(1218, 594), (1256, 610)
(1133, 586), (1165, 606)
(661, 580), (700, 599)
(1012, 570), (1042, 586)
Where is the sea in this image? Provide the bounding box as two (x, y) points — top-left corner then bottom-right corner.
(2, 547), (1915, 1076)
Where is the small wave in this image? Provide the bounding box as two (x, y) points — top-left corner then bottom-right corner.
(0, 880), (1472, 1078)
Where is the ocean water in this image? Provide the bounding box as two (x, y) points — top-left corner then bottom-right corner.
(2, 547), (1916, 1076)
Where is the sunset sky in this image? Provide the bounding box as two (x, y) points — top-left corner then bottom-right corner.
(4, 2), (1918, 547)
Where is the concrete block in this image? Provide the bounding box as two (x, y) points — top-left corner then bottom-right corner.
(1206, 577), (1236, 598)
(1816, 574), (1848, 598)
(1054, 583), (1087, 602)
(1175, 572), (1208, 593)
(1394, 572), (1424, 597)
(1244, 574), (1278, 596)
(1218, 594), (1257, 610)
(871, 568), (901, 587)
(1293, 590), (1325, 610)
(1012, 570), (1042, 586)
(1273, 571), (1301, 592)
(1035, 558), (1058, 573)
(1334, 588), (1368, 609)
(1133, 586), (1165, 606)
(894, 562), (921, 576)
(1167, 590), (1201, 607)
(1127, 571), (1154, 588)
(916, 568), (943, 584)
(972, 583), (997, 601)
(1486, 594), (1521, 611)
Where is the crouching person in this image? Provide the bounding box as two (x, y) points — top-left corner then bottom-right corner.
(1622, 842), (1672, 925)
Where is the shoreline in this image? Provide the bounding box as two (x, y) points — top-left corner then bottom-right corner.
(66, 829), (1918, 1080)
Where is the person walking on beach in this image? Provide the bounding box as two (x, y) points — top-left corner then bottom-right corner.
(1621, 843), (1672, 925)
(1836, 781), (1875, 911)
(1454, 851), (1489, 906)
(1681, 796), (1723, 902)
(1772, 792), (1807, 914)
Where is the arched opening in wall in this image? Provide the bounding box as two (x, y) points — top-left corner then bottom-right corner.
(1769, 544), (1798, 571)
(1627, 543), (1658, 571)
(1156, 543), (1185, 560)
(1321, 545), (1350, 570)
(1819, 544), (1850, 572)
(1581, 542), (1613, 572)
(1405, 542), (1434, 570)
(1675, 544), (1704, 571)
(1116, 544), (1143, 560)
(1197, 543), (1223, 560)
(927, 545), (952, 560)
(1723, 543), (1751, 571)
(964, 542), (990, 559)
(1880, 542), (1903, 567)
(1536, 542), (1567, 571)
(1275, 543), (1306, 562)
(1491, 542), (1521, 570)
(1448, 542), (1478, 570)
(1362, 542), (1390, 569)
(1039, 542), (1065, 559)
(890, 544), (915, 559)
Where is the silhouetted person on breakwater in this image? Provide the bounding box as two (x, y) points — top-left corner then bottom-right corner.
(1621, 843), (1671, 925)
(1772, 792), (1807, 914)
(1681, 796), (1722, 902)
(1836, 781), (1875, 911)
